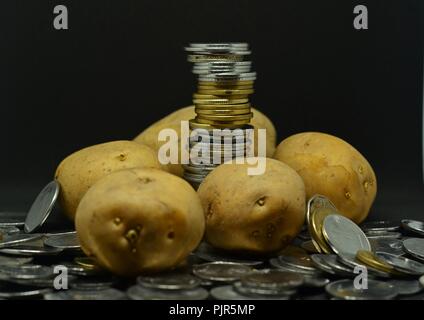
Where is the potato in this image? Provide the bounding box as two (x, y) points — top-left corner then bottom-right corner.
(75, 168), (205, 276)
(197, 158), (305, 254)
(55, 140), (161, 220)
(273, 132), (377, 223)
(133, 106), (277, 177)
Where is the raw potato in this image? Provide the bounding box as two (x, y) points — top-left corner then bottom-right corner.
(55, 140), (161, 220)
(75, 168), (205, 276)
(273, 132), (377, 224)
(197, 158), (306, 254)
(133, 106), (277, 177)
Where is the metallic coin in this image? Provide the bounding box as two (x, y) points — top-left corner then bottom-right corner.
(192, 262), (253, 282)
(310, 254), (336, 275)
(0, 264), (53, 280)
(195, 108), (251, 116)
(240, 269), (303, 290)
(127, 285), (208, 300)
(55, 262), (105, 277)
(339, 252), (393, 278)
(361, 220), (400, 232)
(211, 285), (290, 300)
(70, 277), (117, 291)
(233, 281), (296, 297)
(0, 226), (20, 235)
(194, 242), (263, 266)
(322, 214), (371, 256)
(326, 279), (397, 300)
(401, 219), (424, 236)
(318, 254), (355, 276)
(0, 255), (32, 266)
(45, 288), (126, 300)
(369, 238), (404, 257)
(303, 276), (330, 288)
(0, 233), (43, 248)
(356, 250), (402, 275)
(278, 254), (317, 272)
(0, 218), (24, 227)
(44, 232), (80, 249)
(387, 279), (423, 295)
(0, 283), (52, 298)
(420, 275), (424, 288)
(365, 231), (402, 239)
(189, 120), (246, 130)
(376, 252), (424, 275)
(187, 54), (244, 63)
(403, 238), (424, 261)
(0, 245), (63, 256)
(193, 98), (249, 105)
(74, 257), (101, 270)
(269, 258), (321, 276)
(197, 89), (254, 96)
(137, 272), (200, 290)
(24, 180), (59, 233)
(195, 113), (253, 122)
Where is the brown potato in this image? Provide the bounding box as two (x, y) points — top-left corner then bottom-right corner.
(55, 140), (161, 220)
(75, 168), (205, 276)
(197, 158), (305, 254)
(273, 132), (377, 223)
(133, 106), (277, 177)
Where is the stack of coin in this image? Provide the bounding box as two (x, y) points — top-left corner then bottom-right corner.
(183, 43), (256, 188)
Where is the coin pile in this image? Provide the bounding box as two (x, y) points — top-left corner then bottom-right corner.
(183, 43), (256, 188)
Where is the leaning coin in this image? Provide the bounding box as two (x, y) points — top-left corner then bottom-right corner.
(44, 232), (80, 249)
(361, 220), (400, 232)
(0, 283), (52, 299)
(192, 262), (254, 282)
(376, 252), (424, 275)
(0, 233), (43, 248)
(0, 255), (32, 267)
(24, 180), (59, 233)
(322, 214), (371, 256)
(0, 264), (53, 280)
(401, 219), (424, 236)
(387, 279), (423, 295)
(240, 269), (304, 290)
(137, 272), (200, 290)
(326, 279), (397, 300)
(0, 245), (63, 256)
(403, 238), (424, 261)
(127, 285), (208, 300)
(44, 288), (126, 300)
(211, 285), (290, 300)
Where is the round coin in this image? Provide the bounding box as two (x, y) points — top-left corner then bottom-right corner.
(376, 252), (424, 275)
(310, 254), (336, 275)
(137, 272), (200, 290)
(0, 233), (43, 248)
(127, 285), (208, 300)
(194, 242), (263, 266)
(361, 220), (400, 232)
(0, 255), (32, 266)
(369, 238), (404, 257)
(387, 279), (423, 295)
(0, 264), (53, 280)
(401, 219), (424, 236)
(210, 285), (290, 300)
(403, 238), (424, 261)
(44, 232), (80, 249)
(0, 283), (51, 299)
(240, 269), (303, 290)
(0, 245), (63, 256)
(45, 288), (126, 300)
(192, 262), (253, 282)
(326, 279), (398, 300)
(0, 218), (24, 227)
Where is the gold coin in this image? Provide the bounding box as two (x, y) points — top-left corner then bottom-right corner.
(195, 108), (251, 116)
(74, 257), (101, 270)
(195, 103), (251, 109)
(356, 250), (405, 275)
(193, 93), (249, 100)
(198, 80), (254, 86)
(308, 207), (335, 254)
(195, 118), (251, 126)
(198, 89), (254, 95)
(193, 98), (249, 105)
(196, 113), (253, 121)
(198, 85), (253, 90)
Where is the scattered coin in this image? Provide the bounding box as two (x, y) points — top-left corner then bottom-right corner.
(70, 277), (117, 291)
(137, 272), (201, 290)
(240, 269), (303, 290)
(210, 285), (290, 300)
(0, 245), (63, 256)
(303, 276), (331, 288)
(0, 233), (43, 248)
(0, 218), (24, 227)
(361, 220), (400, 232)
(0, 255), (33, 267)
(310, 254), (336, 275)
(127, 285), (208, 300)
(369, 238), (404, 256)
(318, 254), (355, 277)
(233, 281), (297, 297)
(326, 279), (398, 300)
(44, 288), (126, 300)
(24, 180), (60, 233)
(0, 226), (20, 235)
(0, 264), (53, 280)
(278, 254), (317, 272)
(44, 232), (80, 250)
(402, 238), (424, 261)
(192, 262), (253, 282)
(0, 283), (52, 299)
(194, 242), (263, 266)
(401, 219), (424, 236)
(376, 252), (424, 276)
(365, 231), (402, 239)
(387, 279), (423, 295)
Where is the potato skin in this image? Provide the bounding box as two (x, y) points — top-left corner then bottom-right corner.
(197, 158), (305, 254)
(55, 140), (161, 220)
(75, 168), (205, 276)
(133, 106), (277, 177)
(273, 132), (377, 224)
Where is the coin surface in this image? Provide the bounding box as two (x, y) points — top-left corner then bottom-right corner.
(278, 254), (317, 272)
(194, 242), (263, 266)
(0, 218), (25, 227)
(44, 288), (126, 300)
(24, 180), (60, 233)
(361, 220), (400, 232)
(0, 255), (33, 266)
(376, 252), (424, 275)
(326, 279), (397, 300)
(0, 283), (52, 298)
(310, 254), (336, 275)
(240, 269), (304, 290)
(0, 245), (63, 256)
(44, 232), (80, 249)
(356, 250), (398, 275)
(402, 238), (424, 261)
(192, 262), (253, 282)
(365, 231), (402, 239)
(322, 214), (371, 256)
(387, 279), (423, 296)
(401, 219), (424, 236)
(369, 238), (404, 257)
(0, 264), (53, 280)
(127, 285), (208, 300)
(137, 272), (200, 290)
(233, 281), (297, 297)
(0, 233), (43, 248)
(210, 285), (290, 300)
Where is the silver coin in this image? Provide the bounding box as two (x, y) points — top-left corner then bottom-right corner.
(44, 288), (126, 300)
(387, 279), (423, 295)
(44, 230), (77, 237)
(211, 285), (289, 300)
(13, 275), (77, 288)
(337, 253), (392, 279)
(361, 220), (400, 232)
(268, 258), (321, 276)
(233, 281), (296, 297)
(0, 233), (43, 248)
(0, 245), (63, 256)
(192, 262), (253, 282)
(403, 238), (424, 261)
(310, 254), (336, 275)
(366, 231), (402, 239)
(401, 219), (424, 236)
(70, 277), (117, 291)
(0, 218), (24, 227)
(326, 279), (397, 300)
(194, 242), (263, 266)
(317, 254), (355, 276)
(0, 264), (53, 280)
(278, 254), (317, 272)
(24, 180), (59, 233)
(303, 276), (330, 288)
(44, 232), (80, 249)
(369, 238), (404, 256)
(127, 285), (208, 300)
(240, 269), (303, 290)
(322, 214), (371, 256)
(376, 252), (424, 275)
(0, 255), (33, 266)
(0, 283), (52, 298)
(0, 226), (20, 235)
(137, 272), (200, 290)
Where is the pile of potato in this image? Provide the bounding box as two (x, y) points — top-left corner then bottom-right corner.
(55, 106), (377, 276)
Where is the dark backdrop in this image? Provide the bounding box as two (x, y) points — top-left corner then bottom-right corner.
(0, 0), (423, 221)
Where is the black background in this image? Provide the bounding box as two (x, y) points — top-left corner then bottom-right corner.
(0, 0), (423, 221)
